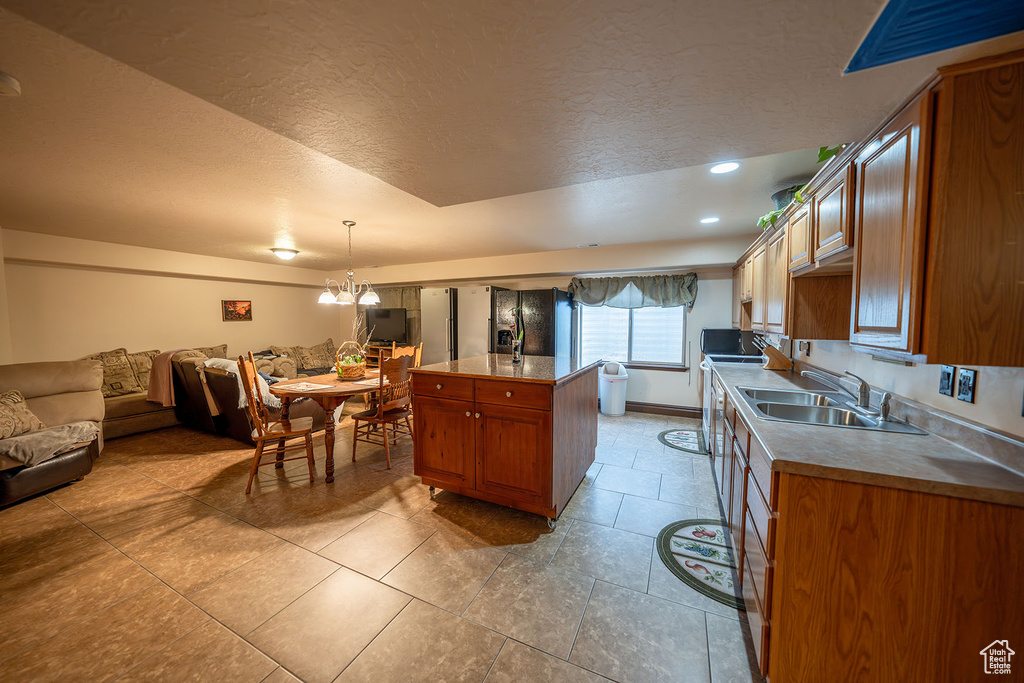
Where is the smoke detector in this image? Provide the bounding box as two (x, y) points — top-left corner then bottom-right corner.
(0, 71), (21, 97)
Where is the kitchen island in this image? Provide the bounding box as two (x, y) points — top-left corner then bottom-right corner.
(410, 354), (598, 524)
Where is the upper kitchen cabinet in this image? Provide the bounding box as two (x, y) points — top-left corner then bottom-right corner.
(812, 161), (855, 263)
(849, 92), (930, 355)
(732, 266), (743, 329)
(786, 202), (812, 273)
(765, 226), (789, 335)
(750, 245), (767, 332)
(743, 255), (754, 301)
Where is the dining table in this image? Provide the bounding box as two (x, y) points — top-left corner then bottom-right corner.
(269, 370), (379, 482)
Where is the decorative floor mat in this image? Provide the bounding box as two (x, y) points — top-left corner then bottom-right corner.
(658, 429), (707, 454)
(656, 519), (745, 610)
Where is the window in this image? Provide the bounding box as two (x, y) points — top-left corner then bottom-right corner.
(578, 304), (686, 366)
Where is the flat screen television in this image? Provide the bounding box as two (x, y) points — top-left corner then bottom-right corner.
(366, 308), (408, 344)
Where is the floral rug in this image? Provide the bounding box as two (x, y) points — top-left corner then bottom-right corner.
(657, 429), (706, 455)
(656, 519), (744, 610)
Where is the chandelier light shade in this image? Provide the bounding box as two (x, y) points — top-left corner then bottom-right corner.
(317, 220), (379, 306)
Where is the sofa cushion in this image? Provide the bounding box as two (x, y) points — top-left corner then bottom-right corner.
(104, 391), (173, 419)
(271, 338), (335, 370)
(0, 390), (46, 438)
(0, 421), (99, 467)
(84, 348), (144, 397)
(195, 343), (228, 359)
(127, 349), (160, 390)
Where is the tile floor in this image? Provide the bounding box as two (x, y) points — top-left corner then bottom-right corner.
(0, 409), (762, 682)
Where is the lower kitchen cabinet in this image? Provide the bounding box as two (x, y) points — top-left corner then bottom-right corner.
(475, 402), (551, 505)
(413, 395), (477, 490)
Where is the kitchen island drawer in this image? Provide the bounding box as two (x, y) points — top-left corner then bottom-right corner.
(475, 379), (551, 410)
(413, 374), (475, 401)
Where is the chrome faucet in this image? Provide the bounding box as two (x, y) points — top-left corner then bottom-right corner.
(800, 370), (872, 409)
(878, 392), (894, 422)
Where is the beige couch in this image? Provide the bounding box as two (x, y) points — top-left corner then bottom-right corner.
(0, 360), (105, 506)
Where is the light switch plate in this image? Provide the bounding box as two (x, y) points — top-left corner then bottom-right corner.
(939, 365), (955, 397)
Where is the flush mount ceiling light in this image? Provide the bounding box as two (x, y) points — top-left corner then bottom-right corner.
(0, 71), (21, 97)
(270, 247), (299, 260)
(700, 217), (720, 224)
(709, 162), (740, 174)
(317, 220), (380, 306)
(577, 243), (601, 248)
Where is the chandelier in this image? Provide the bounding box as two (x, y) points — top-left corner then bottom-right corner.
(317, 221), (380, 306)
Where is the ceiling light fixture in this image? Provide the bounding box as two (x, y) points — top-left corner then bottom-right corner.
(270, 247), (299, 260)
(700, 217), (720, 224)
(577, 243), (601, 248)
(710, 162), (740, 174)
(0, 71), (21, 97)
(317, 221), (379, 306)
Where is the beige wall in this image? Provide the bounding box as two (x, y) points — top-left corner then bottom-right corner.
(801, 340), (1024, 441)
(0, 229), (13, 363)
(3, 231), (346, 363)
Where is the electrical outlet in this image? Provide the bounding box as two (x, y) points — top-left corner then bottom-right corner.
(956, 368), (976, 404)
(798, 341), (812, 357)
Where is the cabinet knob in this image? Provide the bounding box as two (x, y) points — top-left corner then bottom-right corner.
(506, 391), (512, 397)
(465, 411), (471, 417)
(436, 384), (443, 390)
(475, 412), (480, 419)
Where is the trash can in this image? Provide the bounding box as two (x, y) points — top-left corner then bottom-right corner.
(599, 362), (629, 416)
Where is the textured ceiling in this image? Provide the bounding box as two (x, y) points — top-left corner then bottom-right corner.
(0, 3), (1022, 271)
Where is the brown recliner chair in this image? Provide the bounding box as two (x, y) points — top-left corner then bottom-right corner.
(0, 360), (105, 506)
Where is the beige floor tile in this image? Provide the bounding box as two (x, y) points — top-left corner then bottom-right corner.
(263, 500), (376, 551)
(0, 553), (156, 661)
(189, 543), (340, 635)
(592, 464), (662, 499)
(707, 612), (764, 683)
(570, 581), (711, 683)
(103, 494), (238, 551)
(485, 640), (610, 683)
(581, 461), (602, 487)
(319, 512), (434, 579)
(0, 496), (69, 542)
(124, 520), (284, 594)
(561, 486), (623, 527)
(593, 444), (638, 468)
(357, 474), (433, 518)
(0, 584), (208, 682)
(464, 554), (594, 659)
(262, 667), (302, 683)
(473, 506), (569, 563)
(321, 467), (403, 506)
(337, 599), (504, 682)
(119, 620), (277, 682)
(225, 487), (340, 529)
(647, 551), (742, 620)
(187, 471), (301, 511)
(382, 530), (506, 614)
(50, 478), (184, 538)
(632, 450), (697, 477)
(551, 521), (653, 591)
(660, 473), (721, 509)
(614, 494), (698, 537)
(408, 490), (501, 540)
(247, 567), (410, 683)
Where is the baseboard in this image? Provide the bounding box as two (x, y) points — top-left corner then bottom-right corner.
(624, 401), (701, 419)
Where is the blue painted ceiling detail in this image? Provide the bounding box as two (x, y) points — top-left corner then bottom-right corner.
(847, 0), (1024, 72)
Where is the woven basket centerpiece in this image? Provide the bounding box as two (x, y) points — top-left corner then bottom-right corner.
(336, 341), (367, 380)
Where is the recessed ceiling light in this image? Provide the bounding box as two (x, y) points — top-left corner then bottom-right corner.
(577, 243), (601, 248)
(710, 162), (740, 174)
(700, 217), (720, 224)
(270, 247), (299, 260)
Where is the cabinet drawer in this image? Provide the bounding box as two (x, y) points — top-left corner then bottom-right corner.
(734, 414), (750, 456)
(743, 564), (771, 679)
(413, 374), (474, 401)
(474, 379), (551, 410)
(747, 436), (777, 507)
(744, 510), (773, 619)
(747, 470), (776, 559)
(723, 392), (735, 429)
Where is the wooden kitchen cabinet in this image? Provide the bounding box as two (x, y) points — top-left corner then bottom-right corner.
(850, 92), (930, 354)
(749, 246), (766, 331)
(786, 202), (812, 273)
(731, 265), (742, 329)
(743, 256), (753, 301)
(764, 226), (789, 335)
(413, 395), (477, 490)
(812, 161), (854, 262)
(475, 402), (551, 505)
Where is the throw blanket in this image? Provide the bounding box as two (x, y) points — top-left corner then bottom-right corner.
(147, 348), (192, 407)
(202, 358), (280, 411)
(0, 421), (99, 467)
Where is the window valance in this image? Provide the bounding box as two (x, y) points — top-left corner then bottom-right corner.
(567, 273), (698, 309)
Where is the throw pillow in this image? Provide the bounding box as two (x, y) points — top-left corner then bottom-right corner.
(195, 343), (228, 359)
(126, 349), (160, 390)
(0, 389), (46, 438)
(309, 338), (336, 368)
(270, 344), (312, 369)
(84, 348), (144, 397)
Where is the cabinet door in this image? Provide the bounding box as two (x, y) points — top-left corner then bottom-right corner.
(413, 396), (476, 488)
(787, 202), (813, 272)
(743, 256), (753, 300)
(732, 267), (743, 329)
(750, 247), (767, 330)
(475, 403), (552, 506)
(729, 446), (748, 579)
(813, 162), (854, 261)
(765, 228), (788, 334)
(851, 95), (929, 353)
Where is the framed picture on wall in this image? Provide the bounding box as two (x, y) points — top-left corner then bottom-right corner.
(222, 300), (252, 321)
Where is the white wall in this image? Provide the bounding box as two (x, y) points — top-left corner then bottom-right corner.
(3, 231), (346, 363)
(801, 341), (1024, 440)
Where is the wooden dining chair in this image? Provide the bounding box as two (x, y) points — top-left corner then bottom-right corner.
(392, 343), (423, 366)
(351, 355), (413, 469)
(237, 352), (316, 494)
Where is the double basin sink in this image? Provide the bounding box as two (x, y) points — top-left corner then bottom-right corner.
(736, 387), (926, 434)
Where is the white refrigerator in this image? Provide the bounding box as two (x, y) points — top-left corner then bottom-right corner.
(420, 288), (454, 366)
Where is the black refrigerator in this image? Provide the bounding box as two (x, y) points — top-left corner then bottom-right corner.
(491, 288), (574, 358)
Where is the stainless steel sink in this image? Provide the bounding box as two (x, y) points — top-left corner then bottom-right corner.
(754, 402), (875, 427)
(741, 388), (839, 407)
